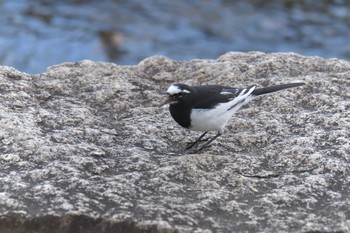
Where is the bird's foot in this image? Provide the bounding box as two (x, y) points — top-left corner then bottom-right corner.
(185, 137), (209, 149)
(184, 132), (222, 154)
(183, 142), (212, 154)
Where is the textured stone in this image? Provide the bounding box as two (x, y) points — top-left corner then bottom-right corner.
(0, 52), (349, 233)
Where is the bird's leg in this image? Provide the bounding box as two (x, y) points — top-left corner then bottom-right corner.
(192, 132), (222, 153)
(186, 131), (208, 150)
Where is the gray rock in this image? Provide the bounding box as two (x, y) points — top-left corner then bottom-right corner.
(0, 52), (349, 233)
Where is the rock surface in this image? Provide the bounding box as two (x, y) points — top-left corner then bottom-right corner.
(0, 52), (349, 233)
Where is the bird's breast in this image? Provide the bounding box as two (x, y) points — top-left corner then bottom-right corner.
(169, 104), (191, 128)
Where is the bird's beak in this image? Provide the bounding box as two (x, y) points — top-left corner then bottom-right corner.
(159, 92), (172, 107)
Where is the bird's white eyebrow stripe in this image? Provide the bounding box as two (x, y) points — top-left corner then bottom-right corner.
(167, 85), (190, 95)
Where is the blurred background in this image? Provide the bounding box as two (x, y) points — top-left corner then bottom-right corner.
(0, 0), (349, 74)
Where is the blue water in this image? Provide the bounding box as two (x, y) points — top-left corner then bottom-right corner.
(1, 0), (349, 74)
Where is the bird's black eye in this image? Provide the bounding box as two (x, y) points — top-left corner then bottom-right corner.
(176, 92), (187, 98)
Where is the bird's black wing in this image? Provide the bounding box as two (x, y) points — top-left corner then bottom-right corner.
(192, 85), (243, 109)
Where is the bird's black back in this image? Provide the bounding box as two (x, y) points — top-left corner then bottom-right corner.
(191, 85), (242, 109)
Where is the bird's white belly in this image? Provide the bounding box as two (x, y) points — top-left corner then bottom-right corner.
(190, 103), (235, 133)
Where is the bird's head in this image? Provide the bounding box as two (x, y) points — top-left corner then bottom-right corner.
(160, 83), (192, 106)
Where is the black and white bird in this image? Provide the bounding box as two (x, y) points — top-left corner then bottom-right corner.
(161, 82), (305, 152)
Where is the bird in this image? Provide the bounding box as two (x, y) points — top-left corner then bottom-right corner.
(161, 82), (305, 153)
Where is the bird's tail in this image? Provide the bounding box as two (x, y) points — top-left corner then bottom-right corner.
(252, 82), (305, 96)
